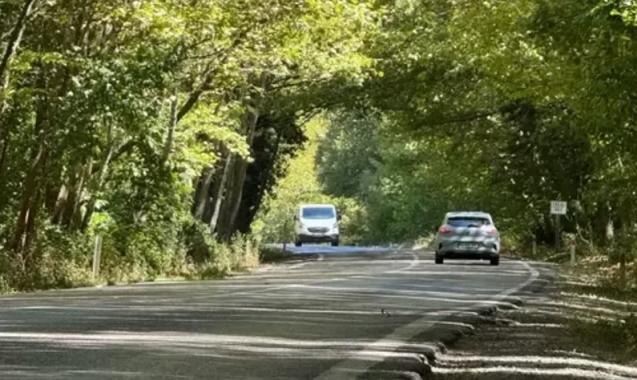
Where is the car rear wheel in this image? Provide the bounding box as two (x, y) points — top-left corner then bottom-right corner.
(435, 254), (444, 264)
(490, 257), (499, 266)
(295, 239), (302, 247)
(331, 240), (339, 247)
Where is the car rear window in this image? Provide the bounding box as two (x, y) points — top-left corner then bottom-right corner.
(447, 217), (491, 227)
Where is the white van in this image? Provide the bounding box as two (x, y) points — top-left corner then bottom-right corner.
(294, 204), (340, 247)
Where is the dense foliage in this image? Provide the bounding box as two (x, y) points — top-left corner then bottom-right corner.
(315, 0), (637, 264)
(0, 0), (379, 290)
(2, 0), (637, 291)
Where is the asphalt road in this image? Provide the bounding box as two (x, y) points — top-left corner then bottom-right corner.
(0, 246), (538, 380)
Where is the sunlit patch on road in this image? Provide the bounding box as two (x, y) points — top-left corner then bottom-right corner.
(266, 244), (393, 255)
(0, 248), (540, 380)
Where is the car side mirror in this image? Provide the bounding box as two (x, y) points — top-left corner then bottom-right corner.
(337, 214), (342, 221)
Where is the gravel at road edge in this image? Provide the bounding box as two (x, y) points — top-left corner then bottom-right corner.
(358, 262), (637, 380)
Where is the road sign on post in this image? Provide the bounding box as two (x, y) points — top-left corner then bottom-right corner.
(550, 201), (567, 249)
(550, 201), (567, 215)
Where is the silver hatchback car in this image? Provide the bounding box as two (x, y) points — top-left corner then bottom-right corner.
(434, 211), (500, 265)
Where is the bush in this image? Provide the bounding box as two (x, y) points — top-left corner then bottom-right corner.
(0, 216), (265, 292)
(191, 233), (260, 279)
(333, 198), (368, 245)
(0, 253), (15, 294)
(4, 225), (96, 291)
(259, 246), (292, 263)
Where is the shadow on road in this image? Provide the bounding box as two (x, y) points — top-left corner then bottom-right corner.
(268, 244), (393, 256)
(0, 248), (537, 380)
(438, 261), (499, 266)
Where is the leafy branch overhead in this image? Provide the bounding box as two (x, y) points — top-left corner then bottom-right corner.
(1, 0), (637, 290)
(313, 0), (637, 252)
(0, 0), (380, 285)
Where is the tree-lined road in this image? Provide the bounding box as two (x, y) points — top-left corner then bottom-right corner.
(0, 247), (538, 380)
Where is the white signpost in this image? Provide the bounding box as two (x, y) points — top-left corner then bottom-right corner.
(550, 201), (567, 215)
(92, 235), (103, 280)
(550, 201), (567, 248)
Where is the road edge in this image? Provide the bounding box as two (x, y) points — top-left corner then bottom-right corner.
(256, 242), (413, 274)
(311, 256), (552, 380)
(357, 259), (556, 380)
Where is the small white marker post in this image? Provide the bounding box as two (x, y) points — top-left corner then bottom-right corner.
(570, 242), (576, 265)
(532, 238), (537, 257)
(550, 201), (567, 249)
(92, 235), (103, 280)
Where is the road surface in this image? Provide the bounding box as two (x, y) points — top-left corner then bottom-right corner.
(0, 246), (538, 379)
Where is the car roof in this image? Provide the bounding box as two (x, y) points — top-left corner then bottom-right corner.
(300, 204), (335, 208)
(445, 211), (492, 219)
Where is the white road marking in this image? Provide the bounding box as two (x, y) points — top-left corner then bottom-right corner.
(386, 251), (419, 273)
(313, 259), (540, 380)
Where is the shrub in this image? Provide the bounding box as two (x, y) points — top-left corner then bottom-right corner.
(0, 215), (264, 292)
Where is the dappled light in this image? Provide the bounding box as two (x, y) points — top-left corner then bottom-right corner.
(0, 250), (541, 379)
(437, 354), (637, 377)
(560, 292), (637, 308)
(433, 366), (633, 380)
(2, 0), (637, 378)
(432, 271), (637, 380)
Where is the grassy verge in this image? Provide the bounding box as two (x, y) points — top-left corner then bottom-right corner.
(0, 233), (280, 294)
(559, 259), (637, 364)
(506, 239), (637, 364)
(259, 246), (293, 264)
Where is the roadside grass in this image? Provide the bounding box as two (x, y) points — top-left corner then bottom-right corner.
(0, 235), (286, 294)
(567, 309), (637, 364)
(259, 246), (293, 264)
(559, 258), (637, 365)
(414, 234), (435, 250)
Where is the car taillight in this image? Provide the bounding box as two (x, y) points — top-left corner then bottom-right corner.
(487, 228), (498, 236)
(438, 226), (454, 234)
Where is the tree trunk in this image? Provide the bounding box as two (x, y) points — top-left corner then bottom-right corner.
(52, 163), (78, 225)
(235, 131), (282, 234)
(0, 0), (37, 180)
(161, 94), (178, 164)
(209, 153), (233, 234)
(227, 110), (260, 232)
(13, 143), (47, 254)
(51, 183), (70, 225)
(211, 75), (269, 240)
(80, 145), (115, 231)
(0, 106), (16, 177)
(192, 165), (215, 220)
(0, 0), (37, 90)
(203, 167), (223, 224)
(215, 156), (242, 240)
(12, 78), (50, 255)
(65, 159), (92, 229)
(215, 87), (266, 240)
(193, 144), (226, 223)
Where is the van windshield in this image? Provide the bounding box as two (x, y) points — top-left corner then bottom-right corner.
(302, 207), (335, 219)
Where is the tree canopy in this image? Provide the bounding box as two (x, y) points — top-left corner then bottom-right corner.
(2, 0), (637, 290)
